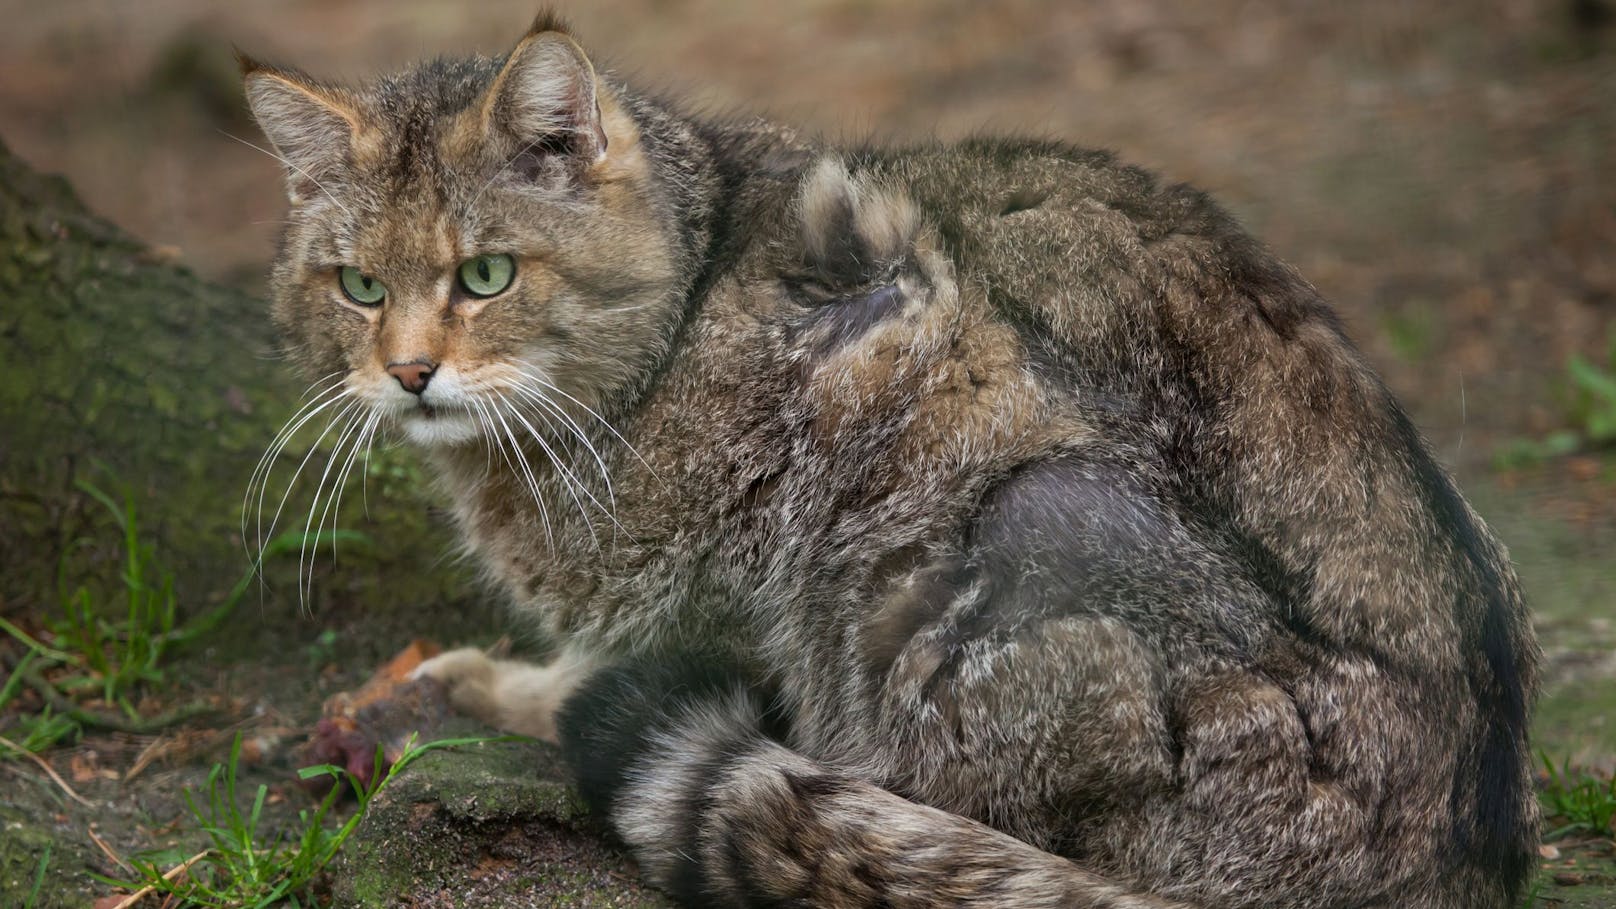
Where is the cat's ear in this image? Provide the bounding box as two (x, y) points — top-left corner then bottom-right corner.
(239, 56), (361, 204)
(481, 15), (607, 163)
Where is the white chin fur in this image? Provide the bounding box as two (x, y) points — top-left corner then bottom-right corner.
(399, 410), (482, 447)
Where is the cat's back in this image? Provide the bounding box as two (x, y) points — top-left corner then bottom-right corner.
(833, 133), (1533, 708)
(872, 137), (1340, 364)
(863, 136), (1538, 888)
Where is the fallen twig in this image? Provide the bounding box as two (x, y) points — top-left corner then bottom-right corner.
(20, 665), (217, 733)
(87, 826), (134, 874)
(0, 733), (93, 808)
(121, 734), (171, 783)
(108, 850), (209, 909)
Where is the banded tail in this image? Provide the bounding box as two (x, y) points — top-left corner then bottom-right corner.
(558, 659), (1188, 909)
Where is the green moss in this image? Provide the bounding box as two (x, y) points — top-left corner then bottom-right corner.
(330, 727), (665, 907)
(0, 806), (95, 909)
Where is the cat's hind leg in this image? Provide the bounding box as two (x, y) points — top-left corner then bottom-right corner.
(412, 645), (596, 743)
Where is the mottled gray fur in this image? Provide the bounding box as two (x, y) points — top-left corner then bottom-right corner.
(244, 12), (1538, 908)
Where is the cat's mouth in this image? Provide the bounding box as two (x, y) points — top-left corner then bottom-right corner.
(408, 397), (471, 420)
(393, 399), (480, 446)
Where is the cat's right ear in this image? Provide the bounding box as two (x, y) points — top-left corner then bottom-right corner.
(239, 56), (361, 205)
(480, 17), (608, 164)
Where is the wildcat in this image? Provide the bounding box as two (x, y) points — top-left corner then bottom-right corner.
(243, 12), (1538, 907)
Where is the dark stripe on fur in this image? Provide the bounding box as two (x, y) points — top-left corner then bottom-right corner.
(558, 657), (762, 808)
(795, 282), (908, 355)
(556, 656), (787, 905)
(1386, 405), (1532, 888)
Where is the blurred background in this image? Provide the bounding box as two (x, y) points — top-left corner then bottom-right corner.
(1, 0), (1615, 900)
(4, 1), (1614, 463)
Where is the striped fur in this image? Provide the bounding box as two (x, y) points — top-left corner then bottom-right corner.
(247, 12), (1539, 908)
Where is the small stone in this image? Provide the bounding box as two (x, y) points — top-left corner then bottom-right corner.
(1538, 843), (1561, 860)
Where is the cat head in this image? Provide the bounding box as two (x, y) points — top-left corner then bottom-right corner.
(243, 14), (687, 447)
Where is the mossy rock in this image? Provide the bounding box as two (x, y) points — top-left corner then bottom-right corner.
(331, 726), (667, 908)
(0, 803), (97, 909)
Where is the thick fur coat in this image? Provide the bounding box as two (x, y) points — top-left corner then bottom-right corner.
(244, 14), (1538, 907)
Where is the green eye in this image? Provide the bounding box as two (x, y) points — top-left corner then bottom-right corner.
(339, 267), (386, 306)
(457, 254), (515, 298)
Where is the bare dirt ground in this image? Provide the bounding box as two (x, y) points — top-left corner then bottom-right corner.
(2, 0), (1615, 905)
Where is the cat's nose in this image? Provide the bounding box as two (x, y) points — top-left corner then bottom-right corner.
(387, 359), (436, 395)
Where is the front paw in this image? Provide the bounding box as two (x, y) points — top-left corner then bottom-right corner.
(412, 645), (597, 741)
(412, 647), (502, 728)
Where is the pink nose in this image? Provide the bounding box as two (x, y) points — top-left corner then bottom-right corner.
(387, 360), (435, 394)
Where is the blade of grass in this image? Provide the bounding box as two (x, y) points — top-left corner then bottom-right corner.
(0, 648), (39, 710)
(0, 616), (79, 665)
(22, 845), (49, 909)
(105, 850), (211, 909)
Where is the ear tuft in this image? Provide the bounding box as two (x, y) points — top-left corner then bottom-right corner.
(526, 8), (573, 38)
(235, 48), (265, 76)
(242, 66), (360, 205)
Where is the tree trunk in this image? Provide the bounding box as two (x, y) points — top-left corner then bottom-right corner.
(0, 135), (459, 622)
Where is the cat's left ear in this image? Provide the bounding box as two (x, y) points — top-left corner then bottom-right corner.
(239, 56), (364, 205)
(482, 17), (608, 162)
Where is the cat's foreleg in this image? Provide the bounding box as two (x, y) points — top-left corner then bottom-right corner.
(412, 644), (596, 743)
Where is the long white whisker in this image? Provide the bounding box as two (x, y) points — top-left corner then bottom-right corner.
(253, 384), (355, 549)
(485, 400), (554, 547)
(471, 395), (550, 545)
(219, 130), (355, 220)
(251, 386), (353, 561)
(242, 372), (345, 563)
(244, 372), (345, 528)
(513, 365), (657, 478)
(298, 404), (368, 606)
(304, 372), (350, 403)
(359, 418), (380, 520)
(247, 379), (347, 536)
(321, 409), (379, 571)
(260, 397), (362, 578)
(507, 381), (615, 496)
(470, 394), (498, 483)
(487, 401), (549, 516)
(497, 396), (605, 545)
(506, 384), (621, 527)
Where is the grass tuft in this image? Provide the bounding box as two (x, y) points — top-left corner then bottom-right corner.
(1497, 330), (1616, 468)
(22, 845), (50, 909)
(1540, 752), (1616, 840)
(99, 731), (517, 908)
(0, 478), (362, 757)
